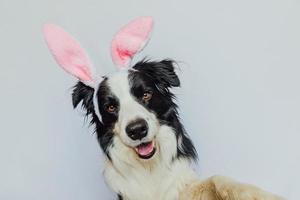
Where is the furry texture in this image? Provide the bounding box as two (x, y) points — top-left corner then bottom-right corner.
(111, 17), (154, 68)
(43, 24), (96, 86)
(179, 176), (283, 200)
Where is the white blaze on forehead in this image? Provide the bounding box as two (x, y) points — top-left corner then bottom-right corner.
(107, 70), (132, 101)
(107, 70), (159, 147)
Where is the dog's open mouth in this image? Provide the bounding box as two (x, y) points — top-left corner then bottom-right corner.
(134, 141), (156, 159)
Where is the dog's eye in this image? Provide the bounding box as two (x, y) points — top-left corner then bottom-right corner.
(142, 91), (152, 101)
(106, 105), (116, 113)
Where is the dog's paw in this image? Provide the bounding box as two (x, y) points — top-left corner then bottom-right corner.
(179, 176), (284, 200)
(210, 175), (283, 200)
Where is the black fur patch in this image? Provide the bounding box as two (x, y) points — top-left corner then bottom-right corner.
(95, 79), (120, 158)
(72, 82), (94, 115)
(117, 194), (123, 200)
(72, 80), (117, 159)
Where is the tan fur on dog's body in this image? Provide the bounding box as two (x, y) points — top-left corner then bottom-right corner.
(179, 175), (283, 200)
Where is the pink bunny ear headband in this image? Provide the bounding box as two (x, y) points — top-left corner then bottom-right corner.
(43, 16), (154, 121)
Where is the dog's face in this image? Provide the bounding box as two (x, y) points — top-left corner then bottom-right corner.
(72, 60), (184, 161)
(44, 19), (196, 166)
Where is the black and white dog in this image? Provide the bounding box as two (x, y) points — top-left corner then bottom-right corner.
(43, 18), (282, 200)
(73, 59), (198, 199)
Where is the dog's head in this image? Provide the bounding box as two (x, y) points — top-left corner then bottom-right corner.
(43, 17), (196, 163)
(72, 59), (180, 160)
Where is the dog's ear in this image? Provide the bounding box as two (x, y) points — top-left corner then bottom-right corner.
(154, 60), (180, 88)
(72, 82), (94, 115)
(133, 59), (180, 88)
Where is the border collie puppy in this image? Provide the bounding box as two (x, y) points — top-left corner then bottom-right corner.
(43, 18), (283, 200)
(73, 59), (198, 199)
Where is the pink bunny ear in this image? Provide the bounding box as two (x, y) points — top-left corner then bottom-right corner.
(111, 16), (154, 68)
(43, 23), (95, 86)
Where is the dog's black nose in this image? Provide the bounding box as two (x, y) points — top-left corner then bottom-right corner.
(126, 119), (148, 140)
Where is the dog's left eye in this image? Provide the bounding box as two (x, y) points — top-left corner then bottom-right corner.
(142, 91), (152, 101)
(106, 105), (116, 113)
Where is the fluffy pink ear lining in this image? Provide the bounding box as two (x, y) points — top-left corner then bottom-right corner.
(111, 16), (154, 68)
(43, 24), (94, 83)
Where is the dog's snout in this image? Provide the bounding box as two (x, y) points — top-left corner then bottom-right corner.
(126, 119), (148, 140)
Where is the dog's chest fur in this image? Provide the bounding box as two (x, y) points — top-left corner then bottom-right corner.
(104, 156), (196, 200)
(103, 125), (197, 200)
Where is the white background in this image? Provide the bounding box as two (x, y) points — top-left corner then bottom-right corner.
(0, 0), (299, 199)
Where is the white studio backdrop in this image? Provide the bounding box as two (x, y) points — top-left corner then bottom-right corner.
(0, 0), (299, 199)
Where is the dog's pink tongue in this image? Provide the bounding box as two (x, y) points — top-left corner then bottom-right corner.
(137, 142), (154, 156)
